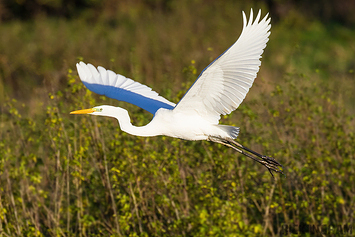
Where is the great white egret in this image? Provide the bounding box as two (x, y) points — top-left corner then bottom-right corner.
(71, 9), (284, 176)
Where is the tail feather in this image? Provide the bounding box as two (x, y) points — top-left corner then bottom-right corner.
(217, 125), (240, 139)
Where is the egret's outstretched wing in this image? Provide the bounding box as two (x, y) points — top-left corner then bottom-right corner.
(174, 9), (271, 123)
(76, 62), (175, 114)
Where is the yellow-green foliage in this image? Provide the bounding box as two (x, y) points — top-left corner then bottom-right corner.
(0, 1), (355, 236)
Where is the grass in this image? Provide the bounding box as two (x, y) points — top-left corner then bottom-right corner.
(0, 1), (355, 236)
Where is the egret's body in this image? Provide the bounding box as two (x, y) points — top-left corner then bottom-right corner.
(71, 9), (284, 176)
(95, 106), (235, 140)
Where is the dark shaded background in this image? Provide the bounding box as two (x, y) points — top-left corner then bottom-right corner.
(1, 0), (355, 25)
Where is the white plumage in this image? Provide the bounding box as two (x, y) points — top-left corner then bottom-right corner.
(175, 10), (270, 123)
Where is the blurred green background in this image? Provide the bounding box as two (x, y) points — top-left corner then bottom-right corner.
(0, 0), (354, 236)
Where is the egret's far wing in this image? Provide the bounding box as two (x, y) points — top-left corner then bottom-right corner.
(76, 62), (175, 114)
(174, 9), (270, 123)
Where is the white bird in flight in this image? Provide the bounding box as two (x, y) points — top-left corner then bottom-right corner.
(71, 9), (284, 176)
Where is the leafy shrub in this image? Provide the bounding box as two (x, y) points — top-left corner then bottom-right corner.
(1, 65), (354, 236)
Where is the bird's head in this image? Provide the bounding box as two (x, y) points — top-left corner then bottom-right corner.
(70, 105), (128, 119)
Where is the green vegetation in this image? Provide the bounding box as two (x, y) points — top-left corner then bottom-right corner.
(0, 1), (354, 236)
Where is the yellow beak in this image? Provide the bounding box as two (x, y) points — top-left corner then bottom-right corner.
(70, 108), (95, 114)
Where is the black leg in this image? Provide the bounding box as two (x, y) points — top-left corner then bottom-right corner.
(208, 136), (284, 177)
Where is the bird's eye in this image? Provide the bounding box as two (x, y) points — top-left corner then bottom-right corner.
(100, 108), (103, 112)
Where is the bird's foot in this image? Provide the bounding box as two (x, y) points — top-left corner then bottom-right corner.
(259, 155), (284, 178)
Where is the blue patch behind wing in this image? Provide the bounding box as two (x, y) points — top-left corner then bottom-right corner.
(175, 44), (233, 107)
(196, 45), (232, 80)
(83, 82), (174, 114)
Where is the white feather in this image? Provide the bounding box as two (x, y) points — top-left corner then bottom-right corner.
(174, 9), (271, 124)
(76, 62), (176, 108)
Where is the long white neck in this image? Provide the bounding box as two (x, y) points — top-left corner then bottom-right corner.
(98, 106), (160, 137)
